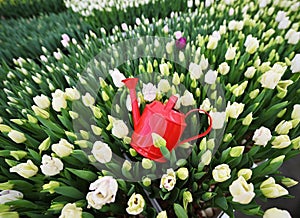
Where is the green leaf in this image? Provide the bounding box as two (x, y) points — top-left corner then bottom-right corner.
(28, 149), (41, 163)
(5, 200), (39, 209)
(215, 196), (228, 210)
(54, 186), (84, 199)
(160, 146), (170, 160)
(66, 168), (97, 181)
(174, 203), (188, 218)
(82, 212), (94, 218)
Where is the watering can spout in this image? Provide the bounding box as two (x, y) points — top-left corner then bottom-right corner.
(122, 78), (140, 127)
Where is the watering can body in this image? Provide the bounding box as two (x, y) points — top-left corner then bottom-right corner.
(122, 78), (212, 162)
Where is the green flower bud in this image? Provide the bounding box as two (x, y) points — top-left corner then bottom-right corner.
(92, 106), (102, 119)
(176, 159), (187, 167)
(201, 150), (212, 166)
(230, 146), (244, 157)
(153, 59), (158, 68)
(80, 130), (89, 140)
(142, 158), (153, 169)
(129, 148), (137, 157)
(68, 111), (79, 120)
(292, 136), (300, 149)
(147, 61), (153, 73)
(242, 112), (253, 126)
(91, 125), (102, 135)
(177, 167), (189, 180)
(249, 89), (260, 99)
(38, 137), (51, 153)
(180, 73), (185, 82)
(202, 192), (215, 201)
(0, 124), (12, 133)
(142, 177), (151, 187)
(270, 155), (285, 165)
(99, 77), (107, 88)
(10, 119), (24, 125)
(122, 160), (132, 171)
(157, 211), (167, 218)
(172, 72), (180, 85)
(123, 136), (131, 144)
(74, 140), (91, 148)
(152, 133), (166, 148)
(191, 79), (197, 88)
(65, 131), (77, 141)
(277, 109), (287, 118)
(281, 178), (298, 188)
(10, 151), (27, 160)
(31, 105), (50, 119)
(101, 91), (110, 101)
(195, 88), (201, 97)
(42, 181), (60, 194)
(183, 191), (193, 210)
(223, 133), (233, 142)
(27, 114), (37, 124)
(232, 81), (248, 97)
(0, 181), (14, 190)
(199, 138), (207, 150)
(207, 139), (215, 150)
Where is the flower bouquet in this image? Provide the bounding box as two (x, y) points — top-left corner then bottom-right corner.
(0, 0), (300, 218)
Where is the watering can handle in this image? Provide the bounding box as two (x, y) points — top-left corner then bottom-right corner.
(178, 109), (212, 145)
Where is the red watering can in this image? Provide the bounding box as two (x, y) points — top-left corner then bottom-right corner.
(122, 78), (212, 162)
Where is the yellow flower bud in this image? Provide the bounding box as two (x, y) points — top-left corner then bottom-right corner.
(176, 167), (189, 180)
(230, 146), (244, 157)
(142, 158), (153, 170)
(237, 169), (252, 181)
(242, 112), (253, 126)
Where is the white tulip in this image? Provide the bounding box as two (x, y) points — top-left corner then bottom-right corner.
(160, 169), (176, 191)
(82, 92), (95, 107)
(244, 35), (259, 54)
(142, 83), (157, 102)
(275, 11), (287, 22)
(207, 36), (219, 50)
(126, 193), (145, 215)
(8, 130), (26, 144)
(112, 120), (129, 139)
(92, 141), (112, 163)
(271, 135), (291, 149)
(263, 208), (291, 218)
(291, 104), (300, 120)
(200, 98), (211, 111)
(244, 66), (256, 78)
(10, 160), (38, 178)
(229, 176), (255, 204)
(260, 70), (282, 89)
(65, 88), (80, 101)
(189, 62), (202, 80)
(228, 20), (243, 31)
(52, 139), (74, 157)
(209, 112), (226, 129)
(180, 90), (195, 106)
(52, 96), (67, 112)
(260, 177), (288, 198)
(86, 176), (118, 209)
(158, 79), (171, 93)
(226, 102), (245, 119)
(59, 203), (82, 218)
(201, 150), (212, 165)
(204, 70), (218, 84)
(33, 94), (50, 109)
(40, 155), (63, 176)
(109, 68), (126, 88)
(218, 62), (230, 75)
(212, 164), (231, 182)
(252, 126), (272, 146)
(275, 120), (293, 135)
(0, 190), (23, 204)
(174, 31), (182, 39)
(291, 54), (300, 73)
(278, 17), (291, 29)
(225, 46), (236, 60)
(159, 63), (170, 76)
(200, 55), (209, 70)
(285, 29), (300, 44)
